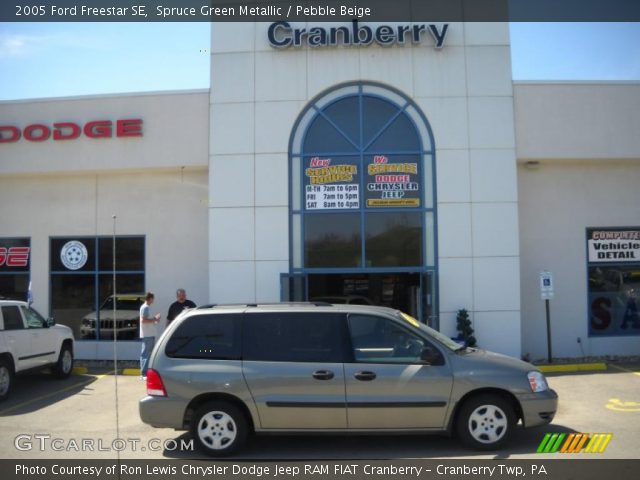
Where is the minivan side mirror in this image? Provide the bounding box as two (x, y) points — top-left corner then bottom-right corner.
(420, 346), (443, 365)
(46, 317), (56, 327)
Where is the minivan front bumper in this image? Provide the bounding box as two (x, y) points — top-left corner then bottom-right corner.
(517, 389), (559, 428)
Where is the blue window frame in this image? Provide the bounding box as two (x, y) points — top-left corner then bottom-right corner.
(287, 82), (438, 325)
(49, 235), (145, 341)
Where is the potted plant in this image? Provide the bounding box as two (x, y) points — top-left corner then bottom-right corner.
(456, 308), (477, 347)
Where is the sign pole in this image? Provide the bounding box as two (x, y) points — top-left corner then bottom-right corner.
(545, 298), (552, 363)
(539, 271), (554, 364)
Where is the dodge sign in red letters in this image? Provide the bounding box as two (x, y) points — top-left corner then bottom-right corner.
(0, 119), (143, 143)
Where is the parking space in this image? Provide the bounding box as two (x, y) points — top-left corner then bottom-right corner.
(0, 364), (638, 459)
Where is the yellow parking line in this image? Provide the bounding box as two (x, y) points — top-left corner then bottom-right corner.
(122, 368), (141, 376)
(538, 363), (607, 373)
(609, 364), (640, 376)
(0, 371), (112, 416)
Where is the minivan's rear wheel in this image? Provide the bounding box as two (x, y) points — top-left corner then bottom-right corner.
(190, 401), (248, 456)
(456, 394), (516, 450)
(0, 359), (12, 401)
(53, 345), (73, 378)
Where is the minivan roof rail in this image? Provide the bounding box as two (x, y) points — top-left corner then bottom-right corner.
(196, 301), (333, 309)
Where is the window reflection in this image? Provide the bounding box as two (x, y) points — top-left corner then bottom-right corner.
(305, 214), (361, 267)
(365, 213), (422, 267)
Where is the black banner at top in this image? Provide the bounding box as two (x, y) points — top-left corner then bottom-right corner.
(1, 0), (640, 22)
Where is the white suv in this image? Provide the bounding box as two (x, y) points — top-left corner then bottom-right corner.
(0, 299), (75, 401)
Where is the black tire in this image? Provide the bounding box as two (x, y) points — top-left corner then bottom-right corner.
(53, 344), (74, 378)
(0, 358), (13, 402)
(456, 393), (516, 451)
(190, 401), (248, 457)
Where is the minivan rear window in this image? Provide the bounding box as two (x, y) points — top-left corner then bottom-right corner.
(243, 312), (344, 363)
(165, 313), (241, 360)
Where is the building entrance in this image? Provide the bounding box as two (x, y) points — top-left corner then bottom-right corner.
(282, 272), (437, 326)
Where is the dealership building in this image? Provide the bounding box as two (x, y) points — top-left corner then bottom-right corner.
(1, 22), (639, 361)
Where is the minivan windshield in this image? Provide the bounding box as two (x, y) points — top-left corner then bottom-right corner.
(396, 311), (464, 351)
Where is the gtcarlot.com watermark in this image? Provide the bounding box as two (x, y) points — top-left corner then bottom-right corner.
(14, 434), (194, 453)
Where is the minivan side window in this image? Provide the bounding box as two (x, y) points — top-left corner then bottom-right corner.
(243, 312), (344, 363)
(348, 314), (437, 364)
(1, 306), (24, 330)
(165, 313), (241, 360)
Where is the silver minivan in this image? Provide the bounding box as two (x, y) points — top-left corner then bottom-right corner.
(139, 303), (557, 456)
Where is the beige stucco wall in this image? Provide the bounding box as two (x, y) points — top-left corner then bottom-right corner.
(0, 91), (210, 359)
(514, 82), (640, 161)
(0, 90), (209, 173)
(518, 160), (640, 359)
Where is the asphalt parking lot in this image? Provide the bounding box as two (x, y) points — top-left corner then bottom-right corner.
(0, 364), (638, 460)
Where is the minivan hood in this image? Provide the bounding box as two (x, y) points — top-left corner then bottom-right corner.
(453, 347), (536, 374)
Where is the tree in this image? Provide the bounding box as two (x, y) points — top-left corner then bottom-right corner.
(456, 309), (477, 347)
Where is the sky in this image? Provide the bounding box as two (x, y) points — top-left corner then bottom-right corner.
(0, 22), (639, 101)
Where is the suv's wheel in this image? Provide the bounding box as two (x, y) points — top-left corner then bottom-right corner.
(0, 358), (13, 401)
(190, 401), (248, 456)
(456, 394), (516, 450)
(53, 344), (73, 378)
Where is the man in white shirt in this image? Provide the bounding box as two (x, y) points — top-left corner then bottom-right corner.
(139, 291), (160, 379)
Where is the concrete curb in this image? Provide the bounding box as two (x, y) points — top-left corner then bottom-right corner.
(538, 362), (607, 373)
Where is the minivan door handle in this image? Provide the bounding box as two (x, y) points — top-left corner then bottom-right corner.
(354, 371), (377, 381)
(312, 370), (335, 380)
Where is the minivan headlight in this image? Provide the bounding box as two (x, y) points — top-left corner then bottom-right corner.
(527, 371), (549, 392)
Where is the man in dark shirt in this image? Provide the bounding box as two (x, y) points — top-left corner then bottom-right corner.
(166, 288), (196, 325)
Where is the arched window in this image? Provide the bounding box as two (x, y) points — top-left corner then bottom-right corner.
(287, 83), (438, 324)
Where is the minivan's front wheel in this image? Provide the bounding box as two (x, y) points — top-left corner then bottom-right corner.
(191, 401), (248, 456)
(456, 394), (516, 450)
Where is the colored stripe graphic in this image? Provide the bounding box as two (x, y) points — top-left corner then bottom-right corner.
(560, 433), (574, 453)
(544, 433), (559, 453)
(585, 433), (613, 453)
(539, 433), (612, 454)
(537, 433), (552, 453)
(550, 433), (565, 452)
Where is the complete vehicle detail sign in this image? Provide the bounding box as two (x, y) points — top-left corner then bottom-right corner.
(588, 229), (640, 262)
(268, 21), (448, 49)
